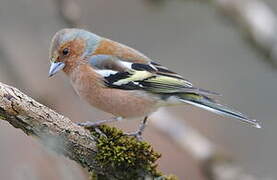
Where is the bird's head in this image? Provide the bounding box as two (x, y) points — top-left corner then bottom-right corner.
(48, 28), (101, 77)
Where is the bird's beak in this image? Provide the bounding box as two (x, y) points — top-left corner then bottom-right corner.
(48, 61), (65, 77)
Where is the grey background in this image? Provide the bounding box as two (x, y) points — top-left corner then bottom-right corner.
(0, 0), (276, 179)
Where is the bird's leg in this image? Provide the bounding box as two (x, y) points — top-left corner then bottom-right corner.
(77, 117), (122, 129)
(125, 116), (148, 141)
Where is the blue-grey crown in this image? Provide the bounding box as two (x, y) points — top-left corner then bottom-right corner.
(60, 28), (102, 56)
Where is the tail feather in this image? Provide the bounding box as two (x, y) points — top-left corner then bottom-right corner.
(178, 94), (261, 128)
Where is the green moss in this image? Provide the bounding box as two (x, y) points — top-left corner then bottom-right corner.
(89, 125), (177, 180)
(0, 108), (7, 120)
(0, 114), (6, 120)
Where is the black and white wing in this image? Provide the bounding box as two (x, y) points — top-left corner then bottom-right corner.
(88, 55), (219, 96)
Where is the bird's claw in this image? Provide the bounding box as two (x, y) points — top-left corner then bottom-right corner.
(124, 131), (144, 141)
(77, 122), (107, 138)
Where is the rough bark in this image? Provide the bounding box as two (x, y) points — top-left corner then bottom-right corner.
(0, 82), (165, 179)
(0, 81), (260, 180)
(0, 82), (102, 169)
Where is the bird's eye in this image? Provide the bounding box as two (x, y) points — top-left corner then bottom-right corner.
(62, 48), (69, 56)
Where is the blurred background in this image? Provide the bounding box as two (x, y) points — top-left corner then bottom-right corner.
(0, 0), (276, 179)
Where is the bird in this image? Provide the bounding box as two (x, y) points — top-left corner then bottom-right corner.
(48, 28), (261, 139)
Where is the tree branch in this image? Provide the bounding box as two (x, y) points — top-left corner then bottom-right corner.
(148, 0), (277, 67)
(151, 110), (261, 180)
(0, 82), (171, 179)
(209, 0), (277, 67)
(0, 80), (260, 179)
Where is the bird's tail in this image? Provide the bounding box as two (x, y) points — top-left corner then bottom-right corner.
(177, 93), (261, 128)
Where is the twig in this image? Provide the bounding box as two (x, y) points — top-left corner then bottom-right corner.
(151, 110), (261, 180)
(146, 0), (277, 66)
(210, 0), (277, 67)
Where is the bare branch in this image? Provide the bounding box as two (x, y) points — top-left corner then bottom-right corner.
(0, 82), (168, 179)
(210, 0), (277, 67)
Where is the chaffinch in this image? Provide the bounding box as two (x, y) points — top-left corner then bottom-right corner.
(48, 28), (261, 138)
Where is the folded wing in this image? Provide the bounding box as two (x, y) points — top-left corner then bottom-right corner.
(88, 54), (219, 96)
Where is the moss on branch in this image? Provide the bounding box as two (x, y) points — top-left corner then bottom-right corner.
(0, 82), (178, 179)
(89, 125), (178, 180)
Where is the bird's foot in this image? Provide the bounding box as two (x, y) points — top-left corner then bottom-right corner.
(124, 116), (148, 141)
(124, 131), (144, 141)
(77, 121), (108, 138)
